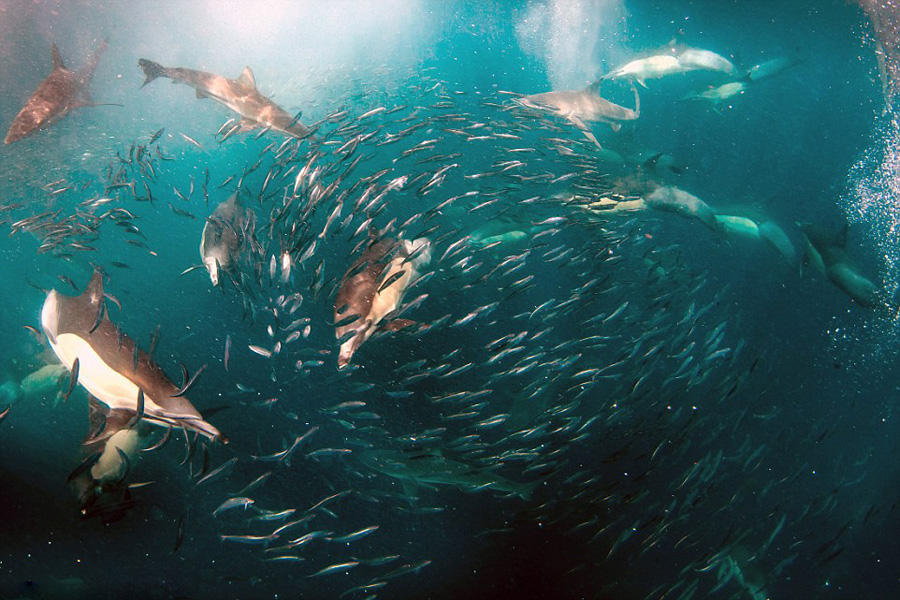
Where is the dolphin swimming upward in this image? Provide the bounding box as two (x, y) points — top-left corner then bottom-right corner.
(138, 59), (311, 139)
(200, 193), (252, 286)
(335, 233), (432, 369)
(5, 39), (109, 144)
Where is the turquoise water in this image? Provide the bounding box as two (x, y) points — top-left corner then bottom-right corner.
(0, 1), (897, 599)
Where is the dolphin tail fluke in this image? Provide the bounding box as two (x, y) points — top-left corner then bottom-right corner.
(138, 58), (168, 88)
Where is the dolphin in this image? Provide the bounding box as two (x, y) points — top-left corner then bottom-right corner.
(138, 59), (310, 139)
(645, 186), (721, 232)
(358, 448), (536, 499)
(335, 234), (432, 368)
(41, 271), (224, 440)
(676, 48), (737, 77)
(602, 54), (683, 86)
(5, 39), (109, 144)
(200, 193), (252, 286)
(68, 406), (144, 521)
(517, 82), (640, 147)
(715, 214), (760, 239)
(797, 223), (881, 307)
(603, 47), (736, 86)
(758, 221), (797, 267)
(744, 56), (801, 83)
(684, 81), (747, 106)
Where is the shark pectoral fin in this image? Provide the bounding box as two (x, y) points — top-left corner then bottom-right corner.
(196, 88), (209, 99)
(566, 116), (601, 148)
(238, 118), (258, 133)
(382, 318), (416, 332)
(51, 43), (65, 70)
(237, 66), (257, 88)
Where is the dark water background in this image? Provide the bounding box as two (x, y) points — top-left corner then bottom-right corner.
(1, 1), (898, 599)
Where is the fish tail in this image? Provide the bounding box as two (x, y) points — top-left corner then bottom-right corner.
(138, 58), (168, 88)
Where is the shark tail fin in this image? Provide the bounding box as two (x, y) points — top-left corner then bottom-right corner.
(138, 58), (167, 88)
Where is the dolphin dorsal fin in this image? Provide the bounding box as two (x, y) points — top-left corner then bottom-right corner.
(238, 66), (256, 88)
(51, 43), (65, 70)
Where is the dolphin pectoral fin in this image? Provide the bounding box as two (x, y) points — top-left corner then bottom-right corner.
(196, 89), (209, 99)
(609, 122), (621, 133)
(636, 78), (648, 88)
(51, 43), (65, 70)
(237, 66), (257, 88)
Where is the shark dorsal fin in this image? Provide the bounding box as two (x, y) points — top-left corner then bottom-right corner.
(51, 43), (65, 70)
(238, 66), (256, 88)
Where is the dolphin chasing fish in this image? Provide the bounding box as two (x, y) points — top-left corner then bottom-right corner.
(335, 233), (432, 369)
(200, 193), (252, 286)
(5, 39), (109, 144)
(138, 58), (311, 139)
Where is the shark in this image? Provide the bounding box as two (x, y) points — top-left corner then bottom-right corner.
(517, 82), (640, 147)
(359, 448), (536, 499)
(5, 39), (109, 144)
(138, 58), (311, 139)
(797, 223), (881, 307)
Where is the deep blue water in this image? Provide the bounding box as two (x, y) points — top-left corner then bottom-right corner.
(1, 1), (898, 599)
